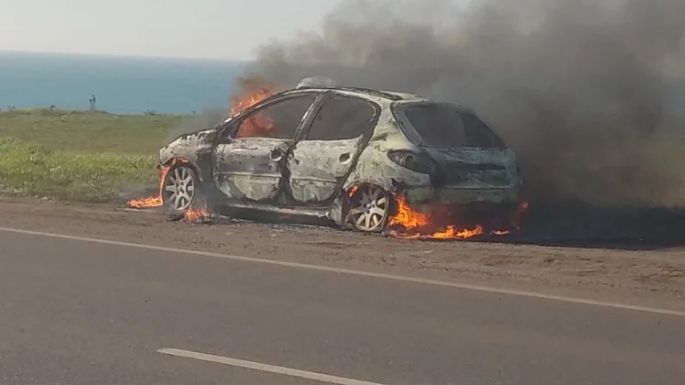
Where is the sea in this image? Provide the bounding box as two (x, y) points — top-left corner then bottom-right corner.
(0, 51), (244, 115)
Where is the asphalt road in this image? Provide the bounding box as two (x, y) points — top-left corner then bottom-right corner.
(1, 229), (684, 385)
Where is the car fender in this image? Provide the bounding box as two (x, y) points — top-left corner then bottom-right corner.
(159, 129), (217, 182)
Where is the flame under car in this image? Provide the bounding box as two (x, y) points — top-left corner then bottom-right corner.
(157, 86), (522, 233)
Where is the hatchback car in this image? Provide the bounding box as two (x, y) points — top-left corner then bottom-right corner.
(159, 86), (521, 232)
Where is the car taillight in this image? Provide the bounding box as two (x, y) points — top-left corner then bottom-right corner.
(387, 150), (436, 174)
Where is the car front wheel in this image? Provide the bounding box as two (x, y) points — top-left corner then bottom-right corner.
(162, 165), (197, 212)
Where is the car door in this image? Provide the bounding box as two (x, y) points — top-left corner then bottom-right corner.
(213, 93), (317, 202)
(288, 93), (379, 204)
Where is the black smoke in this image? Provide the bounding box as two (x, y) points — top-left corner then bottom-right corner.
(242, 0), (685, 206)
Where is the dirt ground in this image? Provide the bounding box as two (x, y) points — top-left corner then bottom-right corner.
(1, 197), (683, 311)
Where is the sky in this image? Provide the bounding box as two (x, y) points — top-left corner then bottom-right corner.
(0, 0), (342, 60)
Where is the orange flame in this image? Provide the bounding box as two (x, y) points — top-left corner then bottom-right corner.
(229, 85), (275, 138)
(127, 166), (171, 209)
(127, 157), (211, 222)
(230, 86), (274, 117)
(183, 206), (210, 222)
(347, 185), (360, 198)
(388, 195), (509, 240)
(388, 195), (429, 230)
(127, 158), (191, 210)
(433, 225), (485, 239)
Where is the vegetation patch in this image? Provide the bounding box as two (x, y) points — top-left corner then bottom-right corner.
(0, 138), (159, 201)
(0, 109), (195, 202)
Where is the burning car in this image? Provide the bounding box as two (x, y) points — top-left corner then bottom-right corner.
(136, 85), (522, 235)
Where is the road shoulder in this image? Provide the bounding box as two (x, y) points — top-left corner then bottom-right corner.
(1, 197), (683, 311)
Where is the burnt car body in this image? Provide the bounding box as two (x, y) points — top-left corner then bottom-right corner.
(160, 86), (521, 232)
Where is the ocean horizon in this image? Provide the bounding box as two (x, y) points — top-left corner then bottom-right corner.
(0, 51), (244, 115)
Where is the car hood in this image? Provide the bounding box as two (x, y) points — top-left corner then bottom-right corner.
(160, 128), (218, 165)
(169, 128), (218, 147)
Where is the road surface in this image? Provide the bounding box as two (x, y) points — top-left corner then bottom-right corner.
(1, 227), (684, 385)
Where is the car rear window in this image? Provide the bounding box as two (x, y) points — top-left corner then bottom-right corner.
(400, 104), (502, 148)
(462, 112), (504, 148)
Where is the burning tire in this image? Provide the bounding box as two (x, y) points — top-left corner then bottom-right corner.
(347, 184), (391, 232)
(162, 165), (198, 212)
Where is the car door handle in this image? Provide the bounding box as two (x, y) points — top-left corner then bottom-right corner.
(339, 153), (351, 163)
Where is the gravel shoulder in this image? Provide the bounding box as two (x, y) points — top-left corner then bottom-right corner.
(1, 197), (683, 311)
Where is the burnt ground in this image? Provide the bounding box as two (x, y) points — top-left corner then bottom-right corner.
(1, 197), (684, 311)
(504, 202), (685, 250)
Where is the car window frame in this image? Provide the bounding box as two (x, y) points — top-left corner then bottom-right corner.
(461, 112), (505, 149)
(299, 92), (381, 142)
(392, 101), (504, 149)
(223, 92), (321, 141)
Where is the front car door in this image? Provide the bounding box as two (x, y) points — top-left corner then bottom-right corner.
(288, 93), (379, 204)
(213, 93), (317, 202)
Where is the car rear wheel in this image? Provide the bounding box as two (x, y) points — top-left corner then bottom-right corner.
(347, 184), (390, 232)
(162, 165), (197, 211)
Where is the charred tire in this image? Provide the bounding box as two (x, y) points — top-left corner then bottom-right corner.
(162, 165), (198, 212)
(347, 184), (391, 233)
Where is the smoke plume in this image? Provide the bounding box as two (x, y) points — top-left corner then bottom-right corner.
(242, 0), (685, 206)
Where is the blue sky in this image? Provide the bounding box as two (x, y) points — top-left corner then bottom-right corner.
(1, 0), (342, 60)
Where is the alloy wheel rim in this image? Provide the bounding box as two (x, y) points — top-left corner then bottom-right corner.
(349, 185), (388, 232)
(163, 167), (195, 211)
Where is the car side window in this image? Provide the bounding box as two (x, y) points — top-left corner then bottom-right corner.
(461, 113), (503, 148)
(234, 95), (316, 139)
(306, 95), (376, 141)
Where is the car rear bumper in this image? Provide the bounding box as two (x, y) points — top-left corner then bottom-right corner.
(405, 185), (520, 205)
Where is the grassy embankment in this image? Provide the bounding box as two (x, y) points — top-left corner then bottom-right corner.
(0, 109), (185, 202)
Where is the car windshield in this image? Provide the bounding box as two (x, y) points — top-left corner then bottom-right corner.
(398, 104), (502, 148)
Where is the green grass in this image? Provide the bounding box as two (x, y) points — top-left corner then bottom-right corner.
(0, 109), (187, 202)
(0, 109), (184, 153)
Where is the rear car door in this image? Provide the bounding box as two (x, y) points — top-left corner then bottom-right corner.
(288, 94), (378, 203)
(213, 94), (317, 202)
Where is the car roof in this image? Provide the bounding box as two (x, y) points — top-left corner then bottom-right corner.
(289, 86), (425, 102)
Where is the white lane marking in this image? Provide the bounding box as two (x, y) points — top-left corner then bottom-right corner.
(1, 226), (684, 317)
(158, 348), (387, 385)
